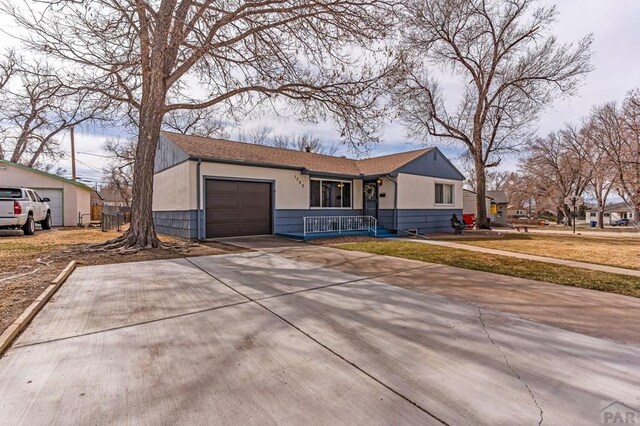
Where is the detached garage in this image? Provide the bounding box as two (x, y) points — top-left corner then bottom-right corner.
(0, 160), (93, 227)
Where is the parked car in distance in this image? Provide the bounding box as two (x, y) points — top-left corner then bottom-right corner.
(539, 220), (550, 226)
(612, 218), (630, 226)
(0, 187), (52, 235)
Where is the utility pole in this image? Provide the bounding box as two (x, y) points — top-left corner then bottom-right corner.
(70, 126), (77, 181)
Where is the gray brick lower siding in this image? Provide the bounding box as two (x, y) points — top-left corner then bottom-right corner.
(153, 207), (461, 239)
(379, 208), (462, 234)
(153, 210), (200, 239)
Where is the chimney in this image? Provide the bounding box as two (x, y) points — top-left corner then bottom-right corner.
(304, 145), (311, 153)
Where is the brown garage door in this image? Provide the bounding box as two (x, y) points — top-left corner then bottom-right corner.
(205, 179), (272, 238)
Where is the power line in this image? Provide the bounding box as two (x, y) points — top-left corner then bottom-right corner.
(75, 158), (104, 173)
(77, 151), (113, 159)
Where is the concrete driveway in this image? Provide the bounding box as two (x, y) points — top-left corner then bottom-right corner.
(1, 238), (639, 425)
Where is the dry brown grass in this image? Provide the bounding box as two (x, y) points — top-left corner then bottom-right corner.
(0, 227), (245, 335)
(449, 233), (640, 270)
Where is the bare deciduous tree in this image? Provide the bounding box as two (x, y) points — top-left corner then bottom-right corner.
(0, 57), (105, 167)
(238, 127), (339, 155)
(163, 109), (229, 139)
(519, 128), (591, 225)
(0, 50), (15, 92)
(393, 0), (592, 228)
(591, 91), (640, 228)
(237, 127), (274, 146)
(6, 0), (398, 248)
(103, 138), (135, 208)
(581, 120), (618, 228)
(270, 133), (339, 155)
(464, 168), (512, 192)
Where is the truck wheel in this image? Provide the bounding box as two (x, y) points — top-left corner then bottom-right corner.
(22, 215), (35, 235)
(41, 212), (52, 230)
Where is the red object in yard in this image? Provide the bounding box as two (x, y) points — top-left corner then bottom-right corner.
(462, 214), (475, 228)
(13, 201), (21, 215)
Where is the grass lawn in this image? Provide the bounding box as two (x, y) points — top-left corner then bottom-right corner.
(438, 233), (640, 270)
(340, 241), (640, 298)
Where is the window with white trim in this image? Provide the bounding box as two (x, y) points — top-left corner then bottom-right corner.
(310, 179), (351, 208)
(435, 183), (454, 205)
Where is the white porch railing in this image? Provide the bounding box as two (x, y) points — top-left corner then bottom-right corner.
(303, 216), (377, 236)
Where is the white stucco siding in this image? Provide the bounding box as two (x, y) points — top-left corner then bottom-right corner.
(378, 177), (396, 210)
(352, 179), (363, 209)
(463, 191), (476, 214)
(196, 161), (310, 210)
(152, 161), (192, 211)
(463, 190), (493, 217)
(396, 173), (463, 210)
(76, 189), (91, 224)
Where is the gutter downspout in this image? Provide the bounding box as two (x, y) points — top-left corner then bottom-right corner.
(196, 158), (202, 241)
(386, 174), (398, 230)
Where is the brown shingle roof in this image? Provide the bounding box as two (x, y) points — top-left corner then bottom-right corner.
(161, 132), (432, 176)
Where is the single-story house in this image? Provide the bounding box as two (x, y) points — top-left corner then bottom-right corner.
(585, 202), (634, 225)
(152, 132), (465, 239)
(486, 190), (509, 226)
(0, 159), (92, 226)
(507, 207), (528, 218)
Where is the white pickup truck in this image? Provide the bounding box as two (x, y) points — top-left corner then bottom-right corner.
(0, 187), (53, 235)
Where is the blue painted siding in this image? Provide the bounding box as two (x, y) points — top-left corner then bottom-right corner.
(398, 149), (465, 180)
(378, 209), (395, 230)
(154, 208), (365, 239)
(153, 210), (199, 239)
(154, 206), (461, 239)
(274, 209), (363, 234)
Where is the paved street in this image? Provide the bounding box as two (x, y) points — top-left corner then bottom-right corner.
(1, 238), (639, 425)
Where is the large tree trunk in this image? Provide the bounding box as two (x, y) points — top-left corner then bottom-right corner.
(596, 193), (606, 228)
(597, 208), (605, 229)
(474, 160), (491, 229)
(562, 205), (572, 226)
(122, 75), (167, 248)
(125, 113), (163, 248)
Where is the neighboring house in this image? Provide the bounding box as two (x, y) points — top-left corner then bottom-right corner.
(462, 189), (492, 225)
(585, 202), (634, 225)
(507, 207), (528, 218)
(0, 159), (92, 226)
(152, 132), (465, 239)
(91, 186), (130, 207)
(486, 190), (509, 226)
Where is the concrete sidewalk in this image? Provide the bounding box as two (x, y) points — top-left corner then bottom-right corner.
(393, 237), (640, 277)
(503, 228), (640, 238)
(2, 241), (640, 425)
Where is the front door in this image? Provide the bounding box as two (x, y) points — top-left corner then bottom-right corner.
(363, 180), (378, 219)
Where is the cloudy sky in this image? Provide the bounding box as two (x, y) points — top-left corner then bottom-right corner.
(2, 0), (639, 187)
